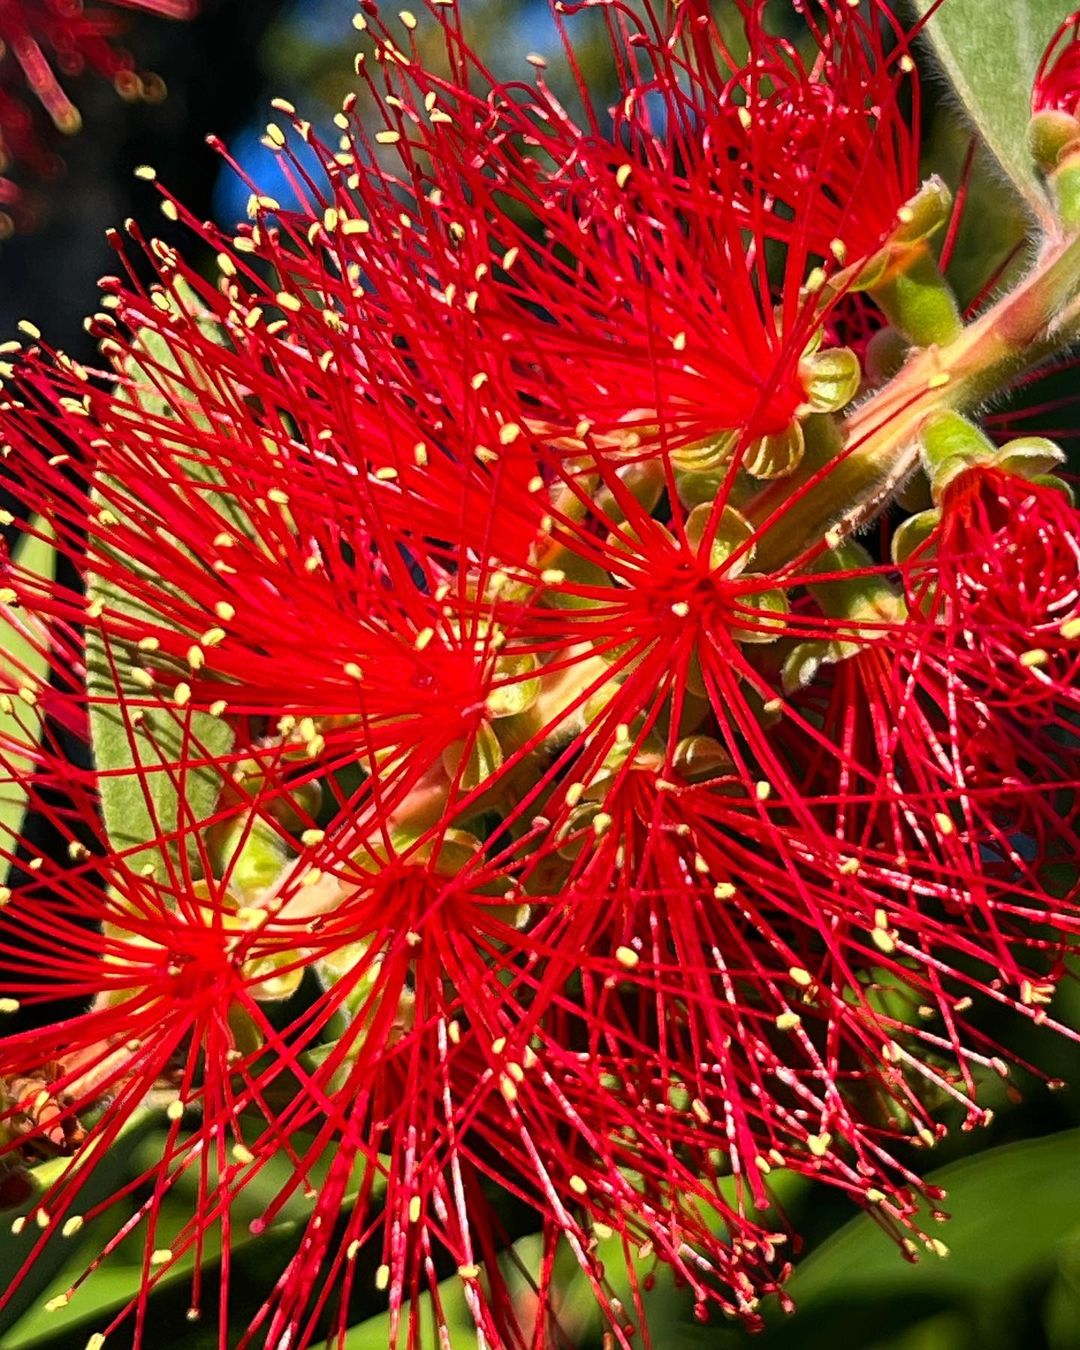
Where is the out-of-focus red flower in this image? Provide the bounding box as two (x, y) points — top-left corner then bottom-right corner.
(0, 0), (194, 227)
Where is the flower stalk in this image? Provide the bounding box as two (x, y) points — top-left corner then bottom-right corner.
(753, 225), (1080, 570)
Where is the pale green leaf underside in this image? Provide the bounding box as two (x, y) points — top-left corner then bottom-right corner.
(86, 592), (233, 870)
(89, 288), (237, 867)
(913, 0), (1070, 224)
(0, 523), (55, 877)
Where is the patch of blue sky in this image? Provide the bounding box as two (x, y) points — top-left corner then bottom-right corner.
(213, 121), (335, 227)
(213, 0), (585, 227)
(278, 0), (356, 50)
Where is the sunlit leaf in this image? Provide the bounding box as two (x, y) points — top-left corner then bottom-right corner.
(912, 0), (1068, 225)
(0, 522), (55, 881)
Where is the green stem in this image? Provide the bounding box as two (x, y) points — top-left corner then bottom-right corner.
(870, 247), (963, 348)
(751, 230), (1080, 572)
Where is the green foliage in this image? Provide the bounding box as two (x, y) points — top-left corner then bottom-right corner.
(85, 591), (233, 873)
(0, 524), (54, 880)
(88, 305), (235, 870)
(2, 1123), (349, 1349)
(911, 0), (1069, 224)
(773, 1129), (1080, 1350)
(0, 1111), (159, 1341)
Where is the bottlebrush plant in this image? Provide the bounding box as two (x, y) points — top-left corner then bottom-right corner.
(0, 0), (194, 228)
(1, 0), (1080, 1347)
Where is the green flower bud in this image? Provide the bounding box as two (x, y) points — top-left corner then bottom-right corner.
(919, 411), (996, 500)
(673, 735), (732, 781)
(742, 421), (805, 479)
(891, 509), (939, 565)
(442, 722), (504, 792)
(685, 502), (755, 575)
(994, 435), (1066, 478)
(1029, 108), (1080, 172)
(486, 650), (541, 718)
(216, 816), (291, 901)
(732, 584), (789, 643)
(799, 346), (861, 416)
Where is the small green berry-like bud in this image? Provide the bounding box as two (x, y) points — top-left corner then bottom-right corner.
(485, 650), (541, 718)
(731, 584), (789, 643)
(807, 541), (905, 632)
(217, 816), (290, 899)
(442, 722), (504, 792)
(864, 326), (909, 384)
(1028, 108), (1080, 173)
(799, 346), (861, 416)
(1029, 473), (1076, 505)
(595, 456), (666, 523)
(673, 735), (732, 781)
(782, 638), (860, 694)
(918, 412), (996, 500)
(891, 509), (939, 565)
(872, 248), (963, 349)
(742, 421), (805, 479)
(685, 502), (754, 574)
(1050, 146), (1080, 230)
(993, 435), (1065, 478)
(669, 432), (734, 477)
(540, 550), (610, 610)
(890, 176), (953, 248)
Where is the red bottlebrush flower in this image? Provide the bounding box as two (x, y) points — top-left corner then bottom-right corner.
(1034, 9), (1080, 117)
(905, 465), (1080, 716)
(1, 2), (1080, 1347)
(329, 0), (912, 460)
(0, 0), (194, 225)
(679, 0), (923, 265)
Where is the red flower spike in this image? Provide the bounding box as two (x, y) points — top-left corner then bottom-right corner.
(673, 0), (923, 266)
(0, 724), (539, 1345)
(336, 0), (900, 457)
(1, 2), (1080, 1347)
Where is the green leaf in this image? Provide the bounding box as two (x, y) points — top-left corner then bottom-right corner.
(0, 1110), (159, 1338)
(911, 0), (1069, 224)
(3, 1129), (373, 1349)
(739, 1128), (1080, 1349)
(791, 1128), (1080, 1301)
(0, 523), (55, 877)
(88, 288), (238, 869)
(85, 594), (233, 871)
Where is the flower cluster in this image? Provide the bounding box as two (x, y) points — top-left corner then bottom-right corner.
(0, 0), (193, 229)
(0, 1), (1079, 1347)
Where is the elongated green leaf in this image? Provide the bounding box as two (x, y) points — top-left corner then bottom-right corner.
(86, 597), (233, 870)
(720, 1128), (1080, 1350)
(0, 524), (55, 876)
(89, 290), (237, 868)
(0, 1110), (159, 1337)
(4, 1130), (374, 1349)
(912, 0), (1069, 224)
(792, 1128), (1080, 1300)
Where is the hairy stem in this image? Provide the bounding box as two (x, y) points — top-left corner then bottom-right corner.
(751, 229), (1080, 572)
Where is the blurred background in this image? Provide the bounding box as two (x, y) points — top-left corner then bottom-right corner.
(1, 3), (1079, 1347)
